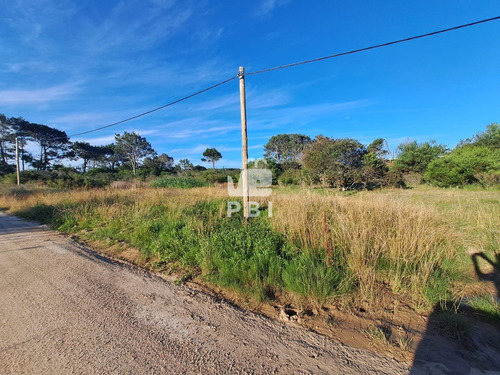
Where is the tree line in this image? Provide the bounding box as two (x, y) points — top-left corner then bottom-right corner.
(0, 114), (176, 177)
(1, 112), (498, 188)
(261, 123), (499, 188)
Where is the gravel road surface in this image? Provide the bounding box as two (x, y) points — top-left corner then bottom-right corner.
(0, 213), (414, 374)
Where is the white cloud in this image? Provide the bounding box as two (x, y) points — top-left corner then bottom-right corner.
(83, 1), (193, 56)
(75, 135), (115, 145)
(169, 125), (240, 139)
(256, 0), (291, 17)
(0, 82), (80, 105)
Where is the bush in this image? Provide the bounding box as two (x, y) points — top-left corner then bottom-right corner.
(201, 218), (289, 300)
(278, 169), (302, 186)
(199, 169), (234, 184)
(151, 176), (207, 188)
(424, 146), (500, 187)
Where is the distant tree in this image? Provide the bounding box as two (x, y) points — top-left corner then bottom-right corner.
(142, 153), (174, 176)
(71, 142), (108, 173)
(394, 140), (447, 174)
(16, 121), (70, 170)
(367, 138), (389, 158)
(97, 144), (119, 170)
(114, 131), (155, 176)
(201, 148), (222, 168)
(0, 114), (15, 173)
(249, 157), (283, 184)
(178, 158), (194, 171)
(8, 117), (32, 170)
(193, 165), (207, 171)
(303, 136), (367, 189)
(459, 123), (500, 150)
(362, 141), (389, 188)
(264, 134), (312, 163)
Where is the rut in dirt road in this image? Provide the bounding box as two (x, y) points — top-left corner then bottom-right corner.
(0, 213), (413, 374)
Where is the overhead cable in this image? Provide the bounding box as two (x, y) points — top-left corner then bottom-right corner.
(70, 16), (500, 137)
(70, 75), (238, 137)
(246, 16), (500, 76)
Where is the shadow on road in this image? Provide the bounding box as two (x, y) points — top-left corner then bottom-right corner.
(410, 252), (500, 374)
(0, 213), (48, 236)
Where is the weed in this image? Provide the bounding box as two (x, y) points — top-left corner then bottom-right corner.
(362, 323), (391, 346)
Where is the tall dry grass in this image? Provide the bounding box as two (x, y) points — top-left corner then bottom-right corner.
(269, 193), (456, 301)
(2, 184), (496, 308)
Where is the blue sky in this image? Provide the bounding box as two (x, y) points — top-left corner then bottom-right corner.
(1, 0), (499, 168)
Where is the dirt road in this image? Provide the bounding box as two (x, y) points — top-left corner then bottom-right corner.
(0, 213), (414, 374)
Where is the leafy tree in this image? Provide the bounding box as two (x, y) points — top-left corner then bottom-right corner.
(201, 147), (222, 168)
(303, 136), (367, 189)
(7, 117), (32, 170)
(460, 123), (500, 149)
(362, 153), (388, 188)
(264, 133), (312, 163)
(142, 153), (174, 176)
(424, 146), (500, 187)
(178, 158), (194, 171)
(0, 115), (16, 174)
(193, 165), (207, 171)
(16, 121), (70, 170)
(367, 138), (389, 158)
(394, 140), (447, 174)
(71, 142), (109, 173)
(114, 131), (155, 176)
(97, 144), (119, 170)
(248, 157), (283, 184)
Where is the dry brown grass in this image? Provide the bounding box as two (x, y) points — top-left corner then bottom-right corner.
(269, 193), (455, 302)
(1, 184), (497, 308)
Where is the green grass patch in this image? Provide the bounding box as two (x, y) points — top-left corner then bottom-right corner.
(467, 296), (500, 321)
(282, 249), (352, 300)
(151, 176), (207, 188)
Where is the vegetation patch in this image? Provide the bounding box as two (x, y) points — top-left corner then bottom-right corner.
(151, 176), (207, 189)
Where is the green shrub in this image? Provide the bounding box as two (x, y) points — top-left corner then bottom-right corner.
(151, 176), (207, 188)
(201, 218), (288, 300)
(199, 169), (232, 184)
(278, 169), (302, 185)
(424, 146), (500, 187)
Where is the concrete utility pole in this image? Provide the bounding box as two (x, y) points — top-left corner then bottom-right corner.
(239, 67), (249, 219)
(15, 137), (20, 185)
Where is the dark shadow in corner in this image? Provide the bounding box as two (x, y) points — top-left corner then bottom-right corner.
(471, 252), (500, 298)
(410, 252), (500, 375)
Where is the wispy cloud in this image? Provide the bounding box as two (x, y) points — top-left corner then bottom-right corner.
(0, 82), (81, 106)
(256, 0), (291, 17)
(77, 135), (116, 145)
(169, 125), (239, 139)
(83, 1), (192, 56)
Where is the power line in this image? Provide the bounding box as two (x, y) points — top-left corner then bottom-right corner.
(69, 75), (238, 137)
(70, 16), (500, 138)
(246, 16), (500, 76)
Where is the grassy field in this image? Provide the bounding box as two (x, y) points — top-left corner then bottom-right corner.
(0, 184), (498, 318)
